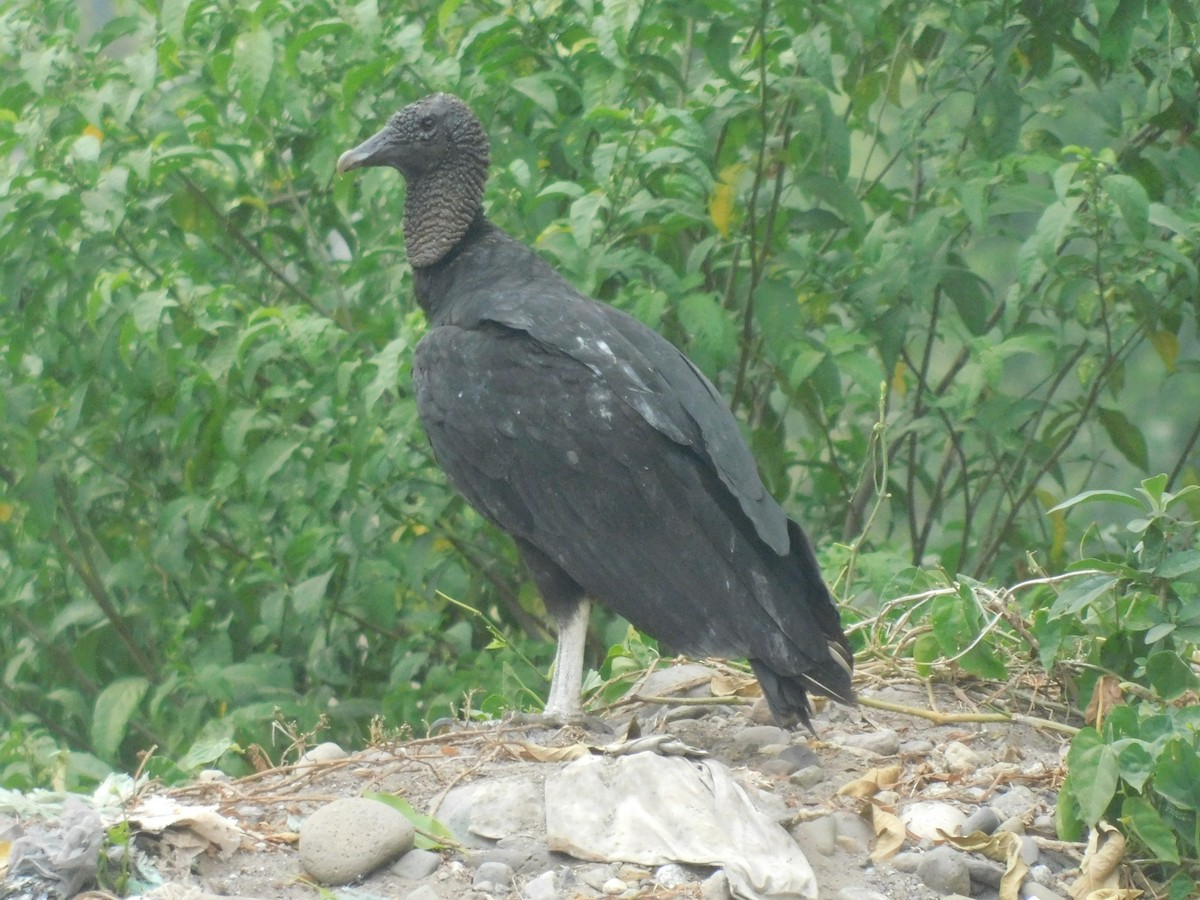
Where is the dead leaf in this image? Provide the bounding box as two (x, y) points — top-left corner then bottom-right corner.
(130, 796), (244, 859)
(1069, 822), (1129, 899)
(867, 804), (906, 862)
(836, 765), (903, 799)
(940, 830), (1027, 900)
(509, 742), (591, 763)
(710, 672), (760, 698)
(1085, 675), (1123, 727)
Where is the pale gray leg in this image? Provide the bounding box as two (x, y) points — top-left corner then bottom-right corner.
(543, 598), (591, 719)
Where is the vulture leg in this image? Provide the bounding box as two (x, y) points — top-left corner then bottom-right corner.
(544, 598), (591, 720)
(518, 540), (592, 720)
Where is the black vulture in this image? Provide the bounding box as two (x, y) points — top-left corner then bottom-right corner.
(337, 93), (854, 731)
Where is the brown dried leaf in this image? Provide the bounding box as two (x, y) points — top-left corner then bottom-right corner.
(1069, 822), (1128, 899)
(1084, 675), (1124, 727)
(709, 672), (760, 698)
(836, 765), (904, 799)
(868, 804), (906, 862)
(939, 830), (1027, 900)
(510, 742), (591, 763)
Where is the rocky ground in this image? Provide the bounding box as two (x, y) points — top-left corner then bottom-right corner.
(3, 661), (1128, 900)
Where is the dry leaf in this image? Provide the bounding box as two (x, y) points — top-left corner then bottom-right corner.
(836, 765), (903, 799)
(940, 829), (1027, 900)
(1085, 675), (1124, 727)
(709, 672), (760, 698)
(130, 796), (244, 858)
(867, 804), (906, 862)
(510, 741), (591, 763)
(1069, 822), (1128, 899)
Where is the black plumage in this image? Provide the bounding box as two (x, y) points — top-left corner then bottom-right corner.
(338, 93), (854, 730)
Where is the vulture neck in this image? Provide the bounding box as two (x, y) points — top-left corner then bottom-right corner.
(403, 153), (487, 269)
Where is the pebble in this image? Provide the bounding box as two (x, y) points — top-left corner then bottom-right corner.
(654, 864), (694, 887)
(900, 738), (935, 755)
(602, 876), (628, 894)
(1022, 882), (1068, 900)
(899, 800), (965, 841)
(997, 816), (1025, 835)
(403, 887), (440, 900)
(960, 806), (1001, 835)
(777, 744), (821, 769)
(701, 870), (732, 900)
(196, 769), (229, 783)
(299, 797), (415, 885)
(991, 786), (1038, 821)
(731, 725), (792, 756)
(838, 729), (901, 756)
(522, 871), (558, 900)
(916, 845), (971, 895)
(889, 851), (921, 873)
(759, 758), (800, 777)
(1029, 864), (1055, 884)
(391, 848), (442, 880)
(832, 810), (876, 854)
(473, 860), (514, 889)
(1020, 835), (1040, 865)
(942, 740), (983, 773)
(790, 765), (826, 789)
(791, 816), (837, 857)
(966, 857), (1004, 887)
(1033, 814), (1056, 832)
(299, 742), (349, 766)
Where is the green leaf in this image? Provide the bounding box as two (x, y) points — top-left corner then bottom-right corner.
(1154, 738), (1200, 810)
(1065, 727), (1120, 825)
(233, 25), (274, 117)
(365, 792), (455, 850)
(1098, 407), (1149, 469)
(1156, 550), (1200, 580)
(92, 677), (149, 762)
(1146, 650), (1200, 699)
(939, 267), (992, 336)
(1047, 490), (1142, 514)
(1115, 740), (1156, 792)
(245, 439), (300, 486)
(1047, 574), (1117, 620)
(293, 568), (334, 621)
(159, 0), (192, 44)
(1122, 795), (1180, 862)
(1103, 173), (1150, 241)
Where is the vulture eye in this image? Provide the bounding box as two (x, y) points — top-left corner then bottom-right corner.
(418, 114), (436, 134)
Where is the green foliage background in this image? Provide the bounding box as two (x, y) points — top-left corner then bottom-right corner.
(2, 0), (1200, 870)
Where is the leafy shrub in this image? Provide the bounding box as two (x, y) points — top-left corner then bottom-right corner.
(0, 0), (1197, 800)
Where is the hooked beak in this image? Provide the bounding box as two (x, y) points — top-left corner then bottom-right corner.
(336, 126), (392, 174)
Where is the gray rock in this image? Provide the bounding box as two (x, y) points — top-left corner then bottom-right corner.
(403, 887), (440, 900)
(473, 860), (514, 889)
(888, 851), (921, 873)
(1022, 882), (1068, 900)
(759, 758), (799, 777)
(701, 870), (732, 900)
(900, 739), (935, 755)
(438, 776), (545, 847)
(966, 857), (1004, 887)
(916, 845), (971, 895)
(391, 847), (442, 880)
(832, 810), (876, 854)
(655, 863), (697, 887)
(299, 741), (348, 765)
(522, 870), (559, 900)
(991, 786), (1038, 821)
(960, 806), (1001, 835)
(899, 800), (966, 841)
(997, 816), (1025, 835)
(942, 740), (983, 773)
(791, 816), (837, 857)
(1020, 835), (1040, 865)
(838, 729), (901, 756)
(731, 725), (791, 756)
(778, 744), (821, 769)
(790, 765), (826, 789)
(1033, 814), (1055, 832)
(299, 797), (415, 885)
(637, 662), (718, 698)
(601, 876), (628, 894)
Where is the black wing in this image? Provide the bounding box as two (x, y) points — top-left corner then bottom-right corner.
(412, 314), (836, 675)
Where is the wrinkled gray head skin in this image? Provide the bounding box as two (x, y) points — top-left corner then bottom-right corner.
(338, 93), (490, 268)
